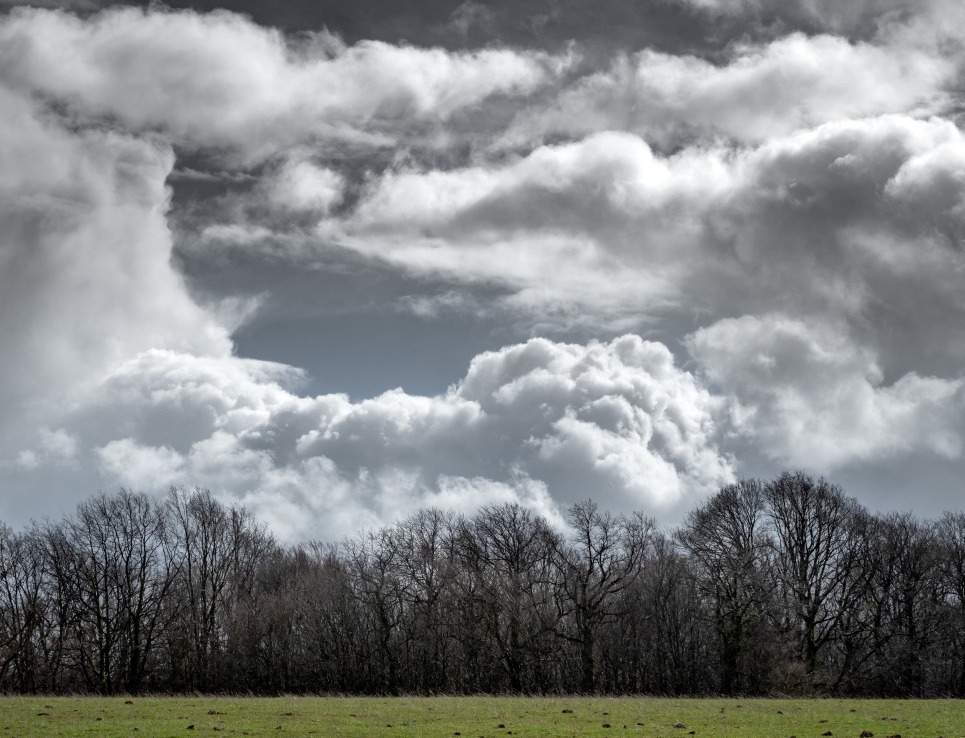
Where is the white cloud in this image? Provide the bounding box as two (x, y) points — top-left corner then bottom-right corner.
(708, 115), (965, 372)
(96, 439), (186, 490)
(0, 83), (232, 457)
(688, 315), (965, 467)
(0, 6), (560, 162)
(201, 223), (278, 247)
(3, 1), (965, 537)
(10, 428), (78, 471)
(320, 116), (965, 350)
(164, 113), (965, 498)
(328, 131), (730, 327)
(67, 336), (733, 541)
(501, 33), (949, 149)
(265, 158), (344, 213)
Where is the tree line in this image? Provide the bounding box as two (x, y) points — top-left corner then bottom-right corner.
(1, 472), (964, 696)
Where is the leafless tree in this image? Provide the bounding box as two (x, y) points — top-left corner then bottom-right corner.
(677, 480), (777, 694)
(454, 503), (561, 692)
(0, 478), (962, 696)
(937, 511), (965, 695)
(39, 490), (178, 693)
(391, 508), (461, 692)
(866, 513), (942, 695)
(0, 525), (47, 691)
(606, 532), (713, 694)
(556, 501), (654, 693)
(345, 526), (410, 692)
(165, 486), (273, 691)
(764, 472), (868, 690)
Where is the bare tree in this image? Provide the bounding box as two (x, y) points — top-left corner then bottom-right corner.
(455, 504), (561, 693)
(677, 480), (776, 694)
(391, 508), (460, 692)
(39, 490), (177, 693)
(764, 472), (868, 690)
(0, 525), (47, 691)
(607, 532), (713, 694)
(937, 511), (965, 695)
(296, 541), (367, 691)
(345, 526), (410, 693)
(2, 478), (964, 696)
(165, 486), (273, 691)
(556, 501), (654, 693)
(865, 513), (942, 695)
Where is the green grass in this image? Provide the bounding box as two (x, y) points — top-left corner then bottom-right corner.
(1, 696), (963, 737)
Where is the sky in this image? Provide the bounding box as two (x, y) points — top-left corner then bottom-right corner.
(1, 0), (965, 541)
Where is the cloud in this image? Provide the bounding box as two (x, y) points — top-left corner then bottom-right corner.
(689, 315), (965, 467)
(3, 2), (965, 539)
(672, 0), (942, 36)
(264, 157), (345, 214)
(96, 439), (186, 490)
(67, 336), (733, 541)
(0, 83), (232, 455)
(169, 111), (965, 492)
(500, 33), (949, 150)
(10, 428), (79, 471)
(446, 1), (497, 39)
(0, 6), (561, 163)
(706, 115), (965, 378)
(323, 130), (729, 328)
(0, 0), (101, 9)
(317, 115), (965, 363)
(0, 73), (241, 522)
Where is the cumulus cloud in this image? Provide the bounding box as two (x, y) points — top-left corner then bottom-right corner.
(0, 6), (561, 162)
(64, 336), (733, 540)
(97, 439), (186, 491)
(325, 130), (730, 327)
(3, 1), (965, 537)
(689, 315), (965, 466)
(707, 115), (965, 380)
(309, 116), (965, 359)
(10, 428), (79, 471)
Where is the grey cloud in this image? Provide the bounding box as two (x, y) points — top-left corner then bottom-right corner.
(109, 0), (732, 56)
(169, 167), (256, 184)
(675, 0), (944, 38)
(0, 76), (240, 525)
(178, 109), (965, 473)
(0, 0), (102, 9)
(251, 114), (965, 482)
(707, 116), (965, 377)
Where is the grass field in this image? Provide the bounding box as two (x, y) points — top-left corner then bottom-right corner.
(1, 696), (963, 737)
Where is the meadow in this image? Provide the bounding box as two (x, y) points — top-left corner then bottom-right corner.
(0, 696), (963, 738)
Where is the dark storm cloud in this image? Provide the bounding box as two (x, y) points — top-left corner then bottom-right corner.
(106, 0), (728, 55)
(672, 0), (950, 39)
(9, 0), (945, 55)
